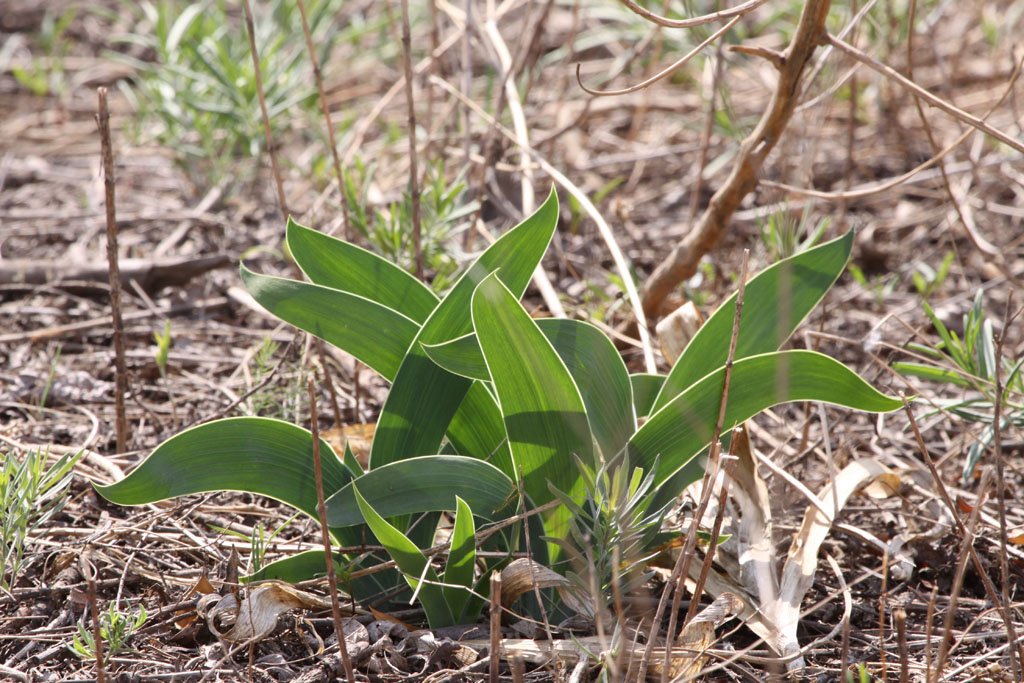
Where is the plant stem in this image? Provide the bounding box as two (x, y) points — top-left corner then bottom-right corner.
(307, 378), (355, 682)
(97, 87), (129, 455)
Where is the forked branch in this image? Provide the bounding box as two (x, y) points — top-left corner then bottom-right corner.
(641, 0), (832, 316)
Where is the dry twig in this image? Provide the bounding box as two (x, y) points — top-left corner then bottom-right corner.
(641, 0), (832, 317)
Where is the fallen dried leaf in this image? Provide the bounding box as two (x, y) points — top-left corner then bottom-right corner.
(205, 582), (332, 642)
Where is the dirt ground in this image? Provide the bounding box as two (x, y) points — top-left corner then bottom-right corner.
(2, 0), (1024, 681)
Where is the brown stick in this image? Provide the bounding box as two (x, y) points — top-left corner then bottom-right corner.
(992, 295), (1022, 680)
(641, 0), (832, 317)
(315, 341), (344, 429)
(894, 608), (909, 683)
(82, 555), (106, 683)
(295, 0), (350, 238)
(901, 395), (1009, 614)
(0, 254), (230, 293)
(241, 0), (289, 218)
(934, 471), (990, 676)
(307, 378), (356, 683)
(647, 249), (750, 683)
(399, 0), (423, 279)
(683, 248), (750, 627)
(879, 549), (889, 683)
(489, 570), (502, 683)
(96, 87), (129, 455)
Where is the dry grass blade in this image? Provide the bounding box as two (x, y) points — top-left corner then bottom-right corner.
(658, 592), (744, 681)
(499, 557), (594, 621)
(457, 593), (741, 679)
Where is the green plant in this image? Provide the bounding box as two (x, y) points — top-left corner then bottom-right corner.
(96, 190), (900, 629)
(69, 602), (148, 662)
(211, 512), (298, 574)
(846, 662), (875, 683)
(39, 344), (62, 411)
(759, 204), (830, 262)
(109, 0), (343, 188)
(911, 251), (954, 299)
(10, 9), (77, 98)
(547, 453), (671, 617)
(568, 177), (623, 235)
(245, 336), (306, 421)
(153, 320), (176, 424)
(894, 291), (1023, 483)
(848, 263), (900, 309)
(342, 159), (479, 291)
(1, 447), (80, 594)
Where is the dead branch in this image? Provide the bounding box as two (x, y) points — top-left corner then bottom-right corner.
(641, 0), (832, 317)
(577, 16), (741, 97)
(617, 0), (770, 30)
(825, 32), (1024, 155)
(0, 254), (230, 294)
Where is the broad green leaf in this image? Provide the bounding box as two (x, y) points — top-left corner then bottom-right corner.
(369, 188), (559, 469)
(325, 456), (515, 527)
(243, 549), (398, 604)
(630, 350), (902, 489)
(352, 485), (454, 627)
(425, 319), (635, 459)
(443, 496), (476, 621)
(631, 374), (665, 419)
(96, 417), (350, 527)
(445, 382), (514, 474)
(422, 333), (487, 380)
(653, 230), (854, 412)
(537, 319), (634, 460)
(241, 266), (418, 380)
(287, 218), (438, 324)
(472, 273), (592, 509)
(244, 549), (341, 584)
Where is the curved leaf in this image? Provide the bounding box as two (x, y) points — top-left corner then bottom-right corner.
(287, 217), (439, 324)
(95, 417), (351, 524)
(369, 188), (559, 469)
(241, 265), (419, 380)
(325, 456), (515, 527)
(352, 485), (454, 627)
(425, 319), (635, 459)
(443, 496), (477, 621)
(653, 231), (854, 412)
(537, 318), (634, 459)
(422, 333), (487, 380)
(445, 382), (513, 474)
(631, 373), (665, 419)
(629, 351), (902, 489)
(472, 273), (592, 508)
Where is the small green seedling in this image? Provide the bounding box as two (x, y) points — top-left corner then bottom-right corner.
(153, 320), (176, 424)
(1, 447), (80, 594)
(894, 291), (1024, 483)
(210, 512), (299, 573)
(911, 251), (954, 299)
(69, 602), (148, 662)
